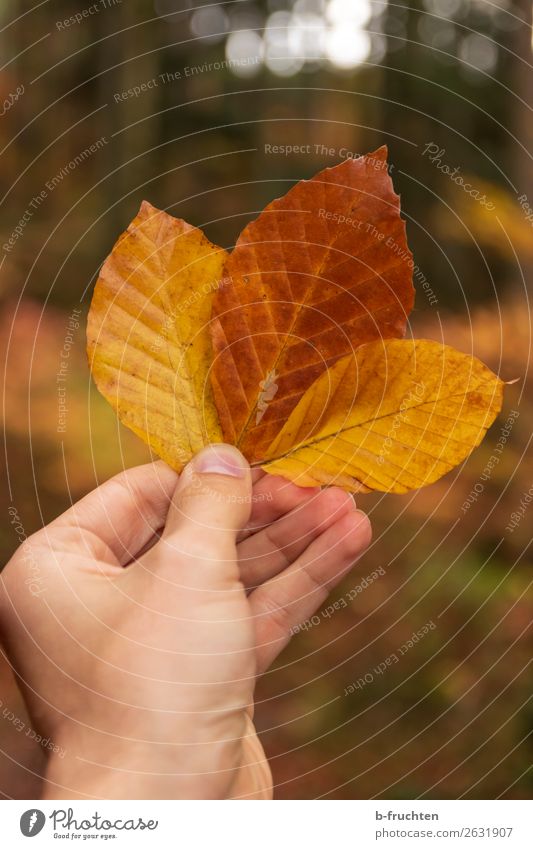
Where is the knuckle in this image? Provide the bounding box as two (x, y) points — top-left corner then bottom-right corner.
(106, 469), (139, 502)
(173, 482), (214, 512)
(301, 565), (328, 596)
(256, 593), (292, 636)
(335, 511), (372, 558)
(161, 529), (225, 564)
(351, 512), (372, 550)
(175, 531), (213, 559)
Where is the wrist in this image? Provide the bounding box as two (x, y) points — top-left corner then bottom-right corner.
(42, 722), (243, 800)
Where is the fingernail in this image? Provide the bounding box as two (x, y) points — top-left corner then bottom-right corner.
(192, 444), (248, 478)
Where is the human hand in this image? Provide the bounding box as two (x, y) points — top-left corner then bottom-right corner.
(0, 445), (371, 799)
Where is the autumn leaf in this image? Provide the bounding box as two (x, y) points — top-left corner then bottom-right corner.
(210, 146), (415, 462)
(87, 150), (505, 495)
(261, 339), (504, 493)
(87, 201), (226, 471)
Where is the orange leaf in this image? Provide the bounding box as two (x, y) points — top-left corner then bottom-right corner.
(210, 146), (415, 462)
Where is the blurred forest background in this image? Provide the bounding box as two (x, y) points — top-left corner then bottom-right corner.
(0, 0), (531, 799)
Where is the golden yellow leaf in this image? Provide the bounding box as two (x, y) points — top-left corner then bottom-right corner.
(261, 339), (504, 493)
(87, 201), (226, 471)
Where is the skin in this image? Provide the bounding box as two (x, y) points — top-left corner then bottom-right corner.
(0, 444), (371, 800)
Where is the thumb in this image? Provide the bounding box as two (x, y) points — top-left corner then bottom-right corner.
(163, 444), (252, 558)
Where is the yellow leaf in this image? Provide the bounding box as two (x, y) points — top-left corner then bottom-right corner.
(261, 339), (504, 493)
(87, 201), (226, 471)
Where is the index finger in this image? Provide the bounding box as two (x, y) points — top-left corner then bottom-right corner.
(47, 461), (179, 565)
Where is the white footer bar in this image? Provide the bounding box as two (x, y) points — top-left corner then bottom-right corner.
(3, 799), (531, 848)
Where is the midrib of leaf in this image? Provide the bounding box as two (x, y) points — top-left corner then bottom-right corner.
(257, 383), (500, 467)
(236, 181), (369, 447)
(150, 227), (212, 454)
